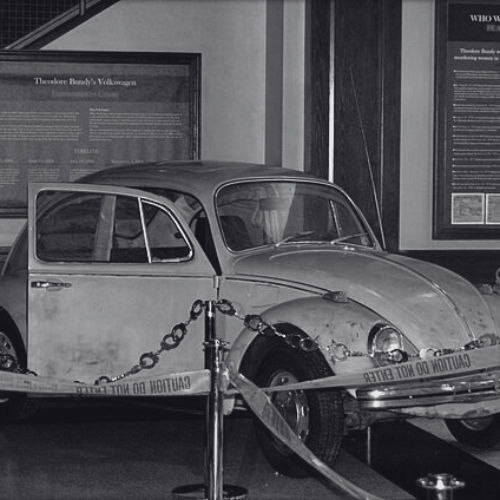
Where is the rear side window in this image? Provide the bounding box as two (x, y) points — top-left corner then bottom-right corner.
(35, 190), (192, 263)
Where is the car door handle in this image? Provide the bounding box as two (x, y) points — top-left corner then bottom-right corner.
(31, 281), (72, 291)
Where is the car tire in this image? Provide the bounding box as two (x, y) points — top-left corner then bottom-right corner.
(247, 335), (344, 478)
(0, 329), (38, 421)
(445, 415), (500, 449)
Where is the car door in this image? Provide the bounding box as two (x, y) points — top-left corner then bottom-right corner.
(27, 183), (217, 383)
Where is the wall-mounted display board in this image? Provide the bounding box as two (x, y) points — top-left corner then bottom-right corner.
(434, 1), (500, 239)
(0, 51), (201, 217)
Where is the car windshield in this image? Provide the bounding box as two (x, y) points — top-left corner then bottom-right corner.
(216, 180), (374, 251)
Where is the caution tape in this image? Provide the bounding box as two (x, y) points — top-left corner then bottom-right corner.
(0, 369), (210, 397)
(230, 369), (385, 500)
(1, 343), (498, 500)
(262, 344), (500, 393)
(1, 344), (500, 397)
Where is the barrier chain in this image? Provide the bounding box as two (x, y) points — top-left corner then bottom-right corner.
(0, 297), (470, 500)
(95, 299), (206, 385)
(216, 298), (499, 364)
(215, 298), (321, 352)
(215, 298), (369, 360)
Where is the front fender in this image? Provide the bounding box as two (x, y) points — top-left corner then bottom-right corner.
(480, 291), (500, 334)
(225, 295), (383, 378)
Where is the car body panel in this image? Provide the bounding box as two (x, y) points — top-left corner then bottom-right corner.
(81, 160), (317, 205)
(0, 161), (498, 422)
(26, 183), (217, 382)
(28, 273), (214, 381)
(230, 248), (496, 350)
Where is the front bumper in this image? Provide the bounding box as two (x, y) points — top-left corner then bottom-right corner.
(355, 370), (500, 417)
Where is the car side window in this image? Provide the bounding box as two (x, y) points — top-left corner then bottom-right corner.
(36, 190), (191, 264)
(143, 202), (191, 262)
(111, 195), (148, 263)
(37, 193), (102, 262)
(112, 198), (191, 262)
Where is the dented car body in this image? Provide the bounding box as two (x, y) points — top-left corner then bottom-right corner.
(1, 160), (500, 475)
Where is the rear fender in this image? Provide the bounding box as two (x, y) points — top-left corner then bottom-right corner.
(0, 307), (27, 367)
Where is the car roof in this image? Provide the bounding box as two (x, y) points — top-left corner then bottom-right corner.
(80, 160), (320, 201)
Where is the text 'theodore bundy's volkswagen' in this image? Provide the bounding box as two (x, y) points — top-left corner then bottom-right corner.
(1, 160), (500, 476)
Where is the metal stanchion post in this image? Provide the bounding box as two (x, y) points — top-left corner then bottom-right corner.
(366, 425), (372, 467)
(172, 300), (247, 500)
(204, 300), (223, 500)
(416, 473), (465, 500)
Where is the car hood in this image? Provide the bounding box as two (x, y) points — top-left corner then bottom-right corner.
(232, 247), (497, 350)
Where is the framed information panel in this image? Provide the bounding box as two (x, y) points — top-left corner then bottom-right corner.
(434, 1), (500, 239)
(0, 51), (200, 217)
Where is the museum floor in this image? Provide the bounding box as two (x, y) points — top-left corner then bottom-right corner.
(0, 399), (499, 500)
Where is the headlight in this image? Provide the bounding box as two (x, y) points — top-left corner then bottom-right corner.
(368, 324), (407, 366)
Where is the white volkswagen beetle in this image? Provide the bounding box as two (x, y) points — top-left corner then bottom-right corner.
(1, 160), (500, 477)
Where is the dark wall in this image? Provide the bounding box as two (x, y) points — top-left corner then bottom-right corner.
(304, 0), (500, 285)
(304, 0), (331, 180)
(332, 0), (401, 252)
(304, 0), (401, 251)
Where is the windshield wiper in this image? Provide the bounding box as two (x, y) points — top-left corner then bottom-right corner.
(275, 231), (370, 248)
(275, 231), (317, 247)
(330, 232), (369, 246)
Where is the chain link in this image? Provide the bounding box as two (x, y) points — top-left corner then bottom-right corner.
(216, 299), (378, 364)
(0, 298), (493, 386)
(0, 300), (206, 385)
(215, 299), (494, 363)
(216, 298), (323, 354)
(95, 299), (206, 385)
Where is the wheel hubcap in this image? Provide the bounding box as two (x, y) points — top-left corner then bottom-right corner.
(461, 416), (495, 431)
(268, 369), (310, 449)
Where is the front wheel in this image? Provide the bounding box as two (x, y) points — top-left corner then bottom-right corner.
(445, 415), (500, 449)
(252, 341), (344, 478)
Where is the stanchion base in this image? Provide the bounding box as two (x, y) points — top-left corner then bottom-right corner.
(172, 484), (248, 500)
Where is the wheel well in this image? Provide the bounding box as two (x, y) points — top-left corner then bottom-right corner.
(0, 309), (26, 367)
(239, 322), (334, 381)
